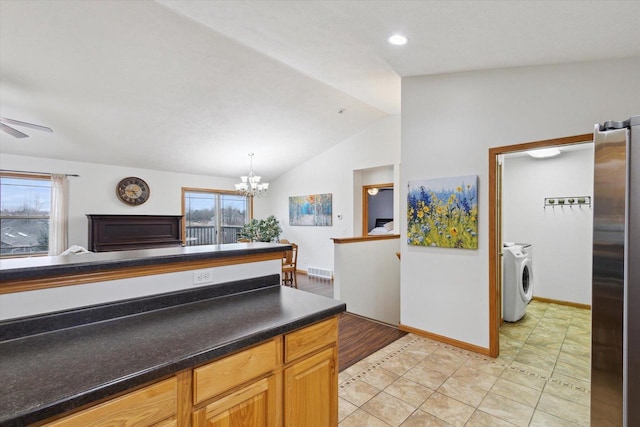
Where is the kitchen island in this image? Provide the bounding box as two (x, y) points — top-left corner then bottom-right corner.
(0, 243), (345, 426)
(0, 273), (345, 426)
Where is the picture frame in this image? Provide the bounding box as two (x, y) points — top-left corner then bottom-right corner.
(289, 193), (332, 226)
(407, 175), (478, 249)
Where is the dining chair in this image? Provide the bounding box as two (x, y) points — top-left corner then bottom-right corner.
(281, 243), (298, 288)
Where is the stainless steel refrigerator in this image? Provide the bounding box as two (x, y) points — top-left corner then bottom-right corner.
(592, 116), (639, 427)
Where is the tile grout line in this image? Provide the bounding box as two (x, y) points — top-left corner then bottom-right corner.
(340, 334), (590, 396)
(505, 303), (591, 395)
(338, 335), (423, 390)
(339, 302), (591, 426)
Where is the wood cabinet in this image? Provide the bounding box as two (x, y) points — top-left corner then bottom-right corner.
(87, 214), (183, 252)
(192, 375), (277, 427)
(284, 317), (337, 363)
(283, 318), (338, 427)
(190, 318), (338, 427)
(284, 347), (337, 427)
(192, 339), (280, 427)
(41, 377), (177, 427)
(36, 318), (338, 427)
(193, 340), (279, 405)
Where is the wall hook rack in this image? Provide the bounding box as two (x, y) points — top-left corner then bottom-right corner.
(545, 196), (591, 208)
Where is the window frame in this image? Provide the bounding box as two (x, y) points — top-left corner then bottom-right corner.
(181, 187), (252, 246)
(0, 172), (52, 258)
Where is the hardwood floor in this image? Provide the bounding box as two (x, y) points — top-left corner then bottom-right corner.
(293, 273), (407, 371)
(335, 312), (406, 371)
(293, 273), (333, 297)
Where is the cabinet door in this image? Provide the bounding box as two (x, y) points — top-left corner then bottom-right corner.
(284, 347), (337, 427)
(193, 375), (276, 427)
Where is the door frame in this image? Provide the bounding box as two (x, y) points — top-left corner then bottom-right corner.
(362, 183), (393, 236)
(487, 133), (592, 357)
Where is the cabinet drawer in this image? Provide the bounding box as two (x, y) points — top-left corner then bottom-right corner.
(284, 317), (338, 363)
(193, 339), (278, 405)
(43, 377), (177, 427)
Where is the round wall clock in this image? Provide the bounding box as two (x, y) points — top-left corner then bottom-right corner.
(116, 177), (150, 205)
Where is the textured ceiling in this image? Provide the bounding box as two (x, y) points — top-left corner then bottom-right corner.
(1, 0), (639, 180)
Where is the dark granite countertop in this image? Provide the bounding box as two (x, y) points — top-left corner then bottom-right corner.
(0, 275), (345, 427)
(0, 242), (289, 282)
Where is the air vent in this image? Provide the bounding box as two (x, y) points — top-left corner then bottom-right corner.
(307, 267), (333, 280)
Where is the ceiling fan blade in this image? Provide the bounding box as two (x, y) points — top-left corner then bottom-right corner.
(0, 117), (53, 133)
(0, 123), (29, 138)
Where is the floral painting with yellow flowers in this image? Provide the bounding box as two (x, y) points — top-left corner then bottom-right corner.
(407, 175), (478, 249)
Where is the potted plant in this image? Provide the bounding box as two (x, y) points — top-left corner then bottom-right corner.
(238, 215), (282, 242)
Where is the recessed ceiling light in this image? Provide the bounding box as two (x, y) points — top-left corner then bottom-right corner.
(527, 148), (561, 158)
(388, 34), (408, 46)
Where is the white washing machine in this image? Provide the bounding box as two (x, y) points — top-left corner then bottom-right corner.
(503, 243), (533, 322)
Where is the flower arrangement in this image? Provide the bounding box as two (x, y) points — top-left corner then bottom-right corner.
(238, 215), (282, 242)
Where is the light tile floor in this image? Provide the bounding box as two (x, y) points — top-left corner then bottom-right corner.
(338, 301), (591, 426)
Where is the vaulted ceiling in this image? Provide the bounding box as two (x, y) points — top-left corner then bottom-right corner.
(1, 0), (639, 180)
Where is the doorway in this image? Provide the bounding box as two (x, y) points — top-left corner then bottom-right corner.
(488, 133), (592, 356)
(362, 183), (394, 236)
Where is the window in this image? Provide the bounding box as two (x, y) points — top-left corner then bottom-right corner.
(182, 188), (250, 246)
(1, 174), (51, 257)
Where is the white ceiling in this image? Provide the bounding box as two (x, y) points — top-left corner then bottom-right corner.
(1, 0), (639, 180)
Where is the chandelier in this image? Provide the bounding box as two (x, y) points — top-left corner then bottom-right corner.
(235, 153), (269, 198)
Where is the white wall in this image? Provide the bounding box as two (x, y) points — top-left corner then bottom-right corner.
(401, 57), (640, 349)
(255, 115), (400, 272)
(334, 238), (400, 325)
(0, 154), (237, 248)
(503, 147), (593, 305)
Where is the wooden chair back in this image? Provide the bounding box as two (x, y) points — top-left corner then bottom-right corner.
(281, 243), (298, 287)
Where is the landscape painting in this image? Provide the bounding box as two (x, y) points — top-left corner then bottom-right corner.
(289, 193), (332, 226)
(407, 175), (478, 249)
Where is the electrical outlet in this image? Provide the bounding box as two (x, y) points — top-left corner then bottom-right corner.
(193, 269), (213, 285)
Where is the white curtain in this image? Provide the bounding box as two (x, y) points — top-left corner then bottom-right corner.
(49, 174), (69, 255)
